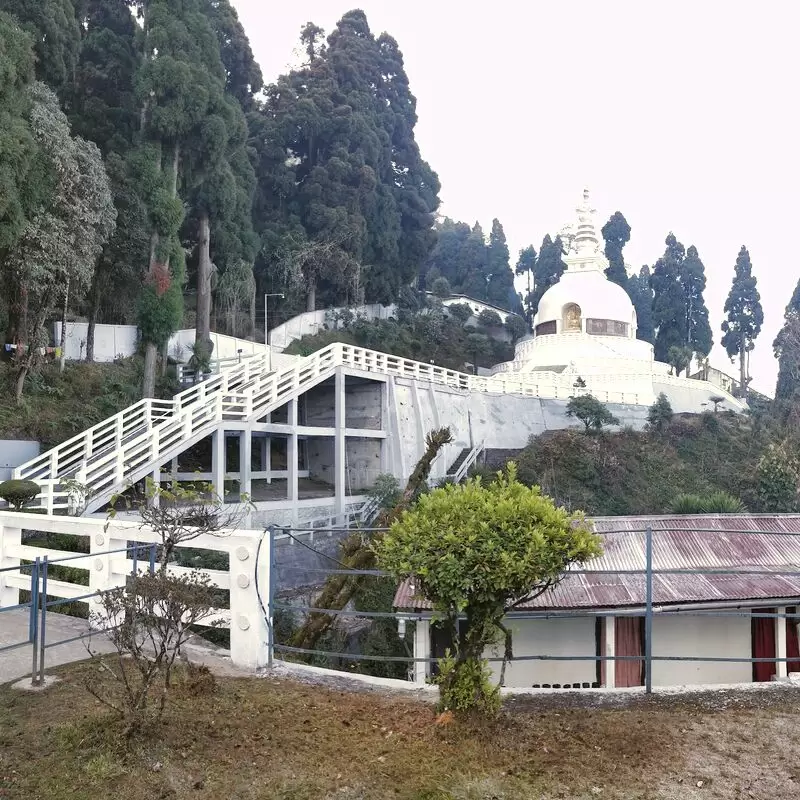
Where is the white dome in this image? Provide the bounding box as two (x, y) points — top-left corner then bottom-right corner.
(534, 270), (637, 334)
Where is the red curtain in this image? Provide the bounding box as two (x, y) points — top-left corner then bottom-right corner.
(787, 607), (800, 674)
(752, 609), (776, 682)
(615, 616), (644, 688)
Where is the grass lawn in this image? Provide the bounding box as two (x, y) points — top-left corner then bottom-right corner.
(2, 663), (800, 799)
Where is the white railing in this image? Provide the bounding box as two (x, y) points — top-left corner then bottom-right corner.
(448, 441), (485, 484)
(13, 341), (746, 515)
(0, 511), (269, 669)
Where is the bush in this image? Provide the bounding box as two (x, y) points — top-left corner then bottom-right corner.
(504, 314), (528, 343)
(447, 303), (473, 324)
(0, 479), (40, 511)
(647, 393), (673, 432)
(430, 277), (451, 299)
(670, 491), (746, 514)
(478, 309), (502, 328)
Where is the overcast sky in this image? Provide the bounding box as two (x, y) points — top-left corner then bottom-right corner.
(233, 0), (799, 394)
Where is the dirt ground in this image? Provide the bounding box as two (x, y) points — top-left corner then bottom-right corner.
(1, 662), (800, 800)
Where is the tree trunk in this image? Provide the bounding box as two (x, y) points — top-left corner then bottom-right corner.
(306, 280), (316, 313)
(195, 211), (213, 353)
(59, 277), (69, 373)
(86, 276), (100, 362)
(739, 344), (747, 398)
(143, 343), (158, 398)
(249, 285), (256, 341)
(15, 364), (29, 404)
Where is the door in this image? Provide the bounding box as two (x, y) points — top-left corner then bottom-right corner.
(615, 616), (644, 687)
(752, 608), (776, 682)
(787, 607), (800, 674)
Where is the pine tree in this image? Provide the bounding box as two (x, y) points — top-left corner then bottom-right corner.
(601, 211), (630, 287)
(515, 245), (537, 326)
(531, 234), (566, 315)
(774, 279), (800, 400)
(486, 219), (517, 310)
(721, 246), (763, 397)
(651, 233), (687, 363)
(459, 222), (489, 300)
(681, 244), (712, 359)
(628, 266), (654, 344)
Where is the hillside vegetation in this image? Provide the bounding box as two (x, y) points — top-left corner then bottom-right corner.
(0, 359), (177, 449)
(514, 411), (775, 516)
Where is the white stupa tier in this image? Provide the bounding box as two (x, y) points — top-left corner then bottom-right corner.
(491, 189), (746, 413)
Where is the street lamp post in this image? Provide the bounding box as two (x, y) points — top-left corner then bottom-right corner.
(264, 292), (284, 372)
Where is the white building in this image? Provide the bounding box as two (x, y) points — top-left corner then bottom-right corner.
(493, 189), (746, 414)
(397, 515), (800, 689)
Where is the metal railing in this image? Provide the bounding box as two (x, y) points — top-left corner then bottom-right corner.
(267, 524), (800, 693)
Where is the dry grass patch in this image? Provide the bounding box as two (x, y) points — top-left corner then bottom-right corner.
(2, 665), (800, 799)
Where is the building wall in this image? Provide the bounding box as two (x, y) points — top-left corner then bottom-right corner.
(306, 436), (382, 492)
(304, 382), (382, 430)
(650, 614), (751, 686)
(0, 440), (40, 482)
(484, 618), (598, 688)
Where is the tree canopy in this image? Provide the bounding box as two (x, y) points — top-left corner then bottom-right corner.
(601, 211), (630, 288)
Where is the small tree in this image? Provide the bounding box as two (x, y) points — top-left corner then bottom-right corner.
(478, 309), (502, 328)
(504, 314), (528, 343)
(465, 332), (492, 374)
(708, 395), (725, 414)
(566, 395), (620, 432)
(756, 442), (799, 512)
(0, 479), (40, 511)
(430, 276), (451, 299)
(447, 302), (473, 324)
(667, 344), (693, 376)
(376, 464), (600, 714)
(647, 392), (673, 433)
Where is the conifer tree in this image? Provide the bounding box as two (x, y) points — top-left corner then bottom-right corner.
(721, 246), (763, 397)
(628, 266), (654, 344)
(486, 219), (517, 310)
(601, 211), (631, 288)
(515, 245), (537, 326)
(774, 279), (800, 400)
(681, 244), (712, 359)
(530, 234), (566, 315)
(651, 234), (687, 363)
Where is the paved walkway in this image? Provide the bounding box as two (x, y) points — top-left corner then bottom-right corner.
(0, 609), (249, 686)
(0, 609), (115, 686)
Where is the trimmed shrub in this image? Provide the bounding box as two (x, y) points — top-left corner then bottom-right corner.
(0, 479), (40, 511)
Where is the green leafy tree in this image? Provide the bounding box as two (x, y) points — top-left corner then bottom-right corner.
(376, 464), (601, 714)
(515, 245), (537, 326)
(486, 218), (519, 311)
(647, 392), (673, 433)
(478, 309), (502, 328)
(430, 276), (451, 299)
(504, 314), (528, 344)
(721, 246), (763, 398)
(651, 233), (687, 362)
(681, 244), (712, 359)
(0, 0), (81, 95)
(0, 478), (40, 510)
(774, 279), (800, 400)
(6, 82), (115, 399)
(466, 332), (492, 374)
(601, 211), (630, 288)
(531, 234), (566, 315)
(667, 345), (693, 377)
(756, 442), (799, 512)
(566, 394), (620, 432)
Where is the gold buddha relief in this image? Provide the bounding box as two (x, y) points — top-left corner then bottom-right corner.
(563, 303), (582, 332)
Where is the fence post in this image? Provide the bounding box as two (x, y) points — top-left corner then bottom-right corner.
(645, 524), (653, 694)
(30, 557), (40, 685)
(38, 556), (48, 685)
(228, 533), (270, 670)
(267, 525), (275, 669)
(0, 520), (22, 608)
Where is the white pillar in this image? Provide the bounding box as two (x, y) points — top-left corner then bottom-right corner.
(89, 524), (128, 629)
(239, 430), (252, 500)
(212, 429), (225, 503)
(603, 615), (616, 688)
(264, 437), (272, 484)
(228, 536), (270, 670)
(287, 400), (298, 505)
(150, 467), (161, 508)
(777, 607), (788, 679)
(170, 457), (178, 484)
(0, 523), (22, 607)
(413, 619), (431, 684)
(334, 368), (346, 524)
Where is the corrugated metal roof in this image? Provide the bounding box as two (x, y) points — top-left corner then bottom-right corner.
(393, 514), (800, 612)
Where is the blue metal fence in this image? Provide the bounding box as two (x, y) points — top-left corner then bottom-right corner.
(268, 524), (800, 692)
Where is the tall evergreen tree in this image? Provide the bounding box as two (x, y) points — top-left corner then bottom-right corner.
(681, 244), (712, 359)
(774, 279), (800, 400)
(486, 218), (517, 310)
(515, 245), (537, 326)
(531, 234), (566, 315)
(651, 233), (687, 363)
(601, 211), (631, 288)
(721, 245), (763, 396)
(459, 222), (489, 299)
(0, 0), (81, 96)
(628, 265), (654, 344)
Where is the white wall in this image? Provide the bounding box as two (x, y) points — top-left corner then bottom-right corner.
(486, 618), (598, 688)
(650, 614), (751, 686)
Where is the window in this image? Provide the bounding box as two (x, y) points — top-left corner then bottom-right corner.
(535, 320), (557, 336)
(586, 319), (629, 337)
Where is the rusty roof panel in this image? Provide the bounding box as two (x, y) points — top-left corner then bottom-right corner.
(393, 515), (800, 612)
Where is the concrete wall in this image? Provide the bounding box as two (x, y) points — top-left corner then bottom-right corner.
(651, 614), (752, 686)
(270, 304), (395, 351)
(389, 377), (650, 484)
(485, 618), (598, 688)
(306, 436), (381, 492)
(305, 381), (382, 430)
(0, 440), (40, 482)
